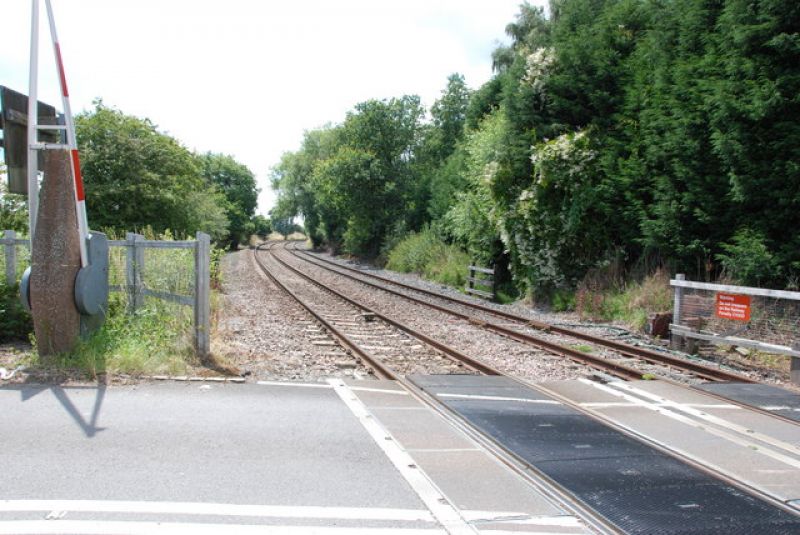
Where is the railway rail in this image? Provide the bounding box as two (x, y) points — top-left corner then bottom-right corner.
(251, 242), (800, 533)
(282, 241), (752, 384)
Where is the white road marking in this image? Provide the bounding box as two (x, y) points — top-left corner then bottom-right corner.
(477, 532), (586, 535)
(256, 380), (332, 388)
(462, 512), (582, 527)
(0, 501), (577, 531)
(608, 381), (800, 456)
(436, 393), (561, 404)
(0, 500), (432, 522)
(761, 406), (800, 413)
(0, 521), (445, 535)
(329, 379), (479, 535)
(349, 386), (410, 395)
(579, 379), (800, 471)
(581, 402), (741, 410)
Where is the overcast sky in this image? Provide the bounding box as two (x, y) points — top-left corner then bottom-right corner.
(1, 1), (541, 215)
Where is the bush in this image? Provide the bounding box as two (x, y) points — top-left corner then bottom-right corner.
(0, 283), (32, 342)
(387, 229), (470, 288)
(61, 293), (193, 378)
(716, 228), (781, 287)
(577, 269), (672, 331)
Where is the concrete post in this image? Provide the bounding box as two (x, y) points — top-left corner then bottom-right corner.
(125, 232), (145, 312)
(792, 342), (800, 386)
(4, 230), (16, 285)
(29, 150), (81, 357)
(133, 234), (145, 310)
(125, 233), (135, 311)
(194, 232), (211, 359)
(670, 273), (685, 351)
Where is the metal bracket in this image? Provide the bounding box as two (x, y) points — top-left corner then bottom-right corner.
(75, 231), (109, 337)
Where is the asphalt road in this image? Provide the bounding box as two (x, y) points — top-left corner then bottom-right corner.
(0, 381), (441, 533)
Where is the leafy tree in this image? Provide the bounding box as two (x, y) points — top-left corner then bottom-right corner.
(0, 167), (28, 235)
(198, 152), (259, 249)
(252, 215), (271, 239)
(76, 102), (229, 239)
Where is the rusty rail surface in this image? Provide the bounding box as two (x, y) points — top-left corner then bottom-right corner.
(253, 243), (500, 378)
(289, 244), (754, 384)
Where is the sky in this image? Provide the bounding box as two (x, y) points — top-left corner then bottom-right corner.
(0, 0), (543, 215)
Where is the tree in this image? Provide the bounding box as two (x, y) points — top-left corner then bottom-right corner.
(198, 152), (259, 249)
(0, 167), (28, 235)
(76, 102), (229, 239)
(252, 215), (271, 239)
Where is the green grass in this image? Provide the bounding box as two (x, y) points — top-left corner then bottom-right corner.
(577, 269), (673, 331)
(2, 228), (221, 378)
(0, 283), (32, 342)
(386, 229), (471, 288)
(53, 293), (194, 378)
(570, 344), (594, 353)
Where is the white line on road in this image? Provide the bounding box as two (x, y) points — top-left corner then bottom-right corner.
(256, 380), (332, 389)
(436, 393), (561, 404)
(578, 378), (800, 470)
(329, 379), (479, 535)
(0, 521), (445, 535)
(0, 501), (433, 522)
(607, 381), (800, 456)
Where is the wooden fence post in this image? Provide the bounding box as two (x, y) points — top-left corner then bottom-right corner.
(194, 231), (211, 359)
(670, 273), (685, 350)
(4, 230), (16, 285)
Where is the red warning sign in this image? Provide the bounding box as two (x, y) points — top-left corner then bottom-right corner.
(715, 293), (751, 322)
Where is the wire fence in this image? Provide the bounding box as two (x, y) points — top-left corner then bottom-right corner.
(671, 275), (800, 384)
(1, 230), (210, 357)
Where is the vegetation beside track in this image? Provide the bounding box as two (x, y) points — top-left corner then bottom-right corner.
(272, 0), (800, 304)
(0, 227), (226, 380)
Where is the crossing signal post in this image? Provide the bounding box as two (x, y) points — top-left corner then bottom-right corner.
(0, 0), (109, 356)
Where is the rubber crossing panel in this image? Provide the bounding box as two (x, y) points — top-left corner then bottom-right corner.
(410, 374), (800, 534)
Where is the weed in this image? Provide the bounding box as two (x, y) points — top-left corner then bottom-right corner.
(59, 293), (194, 378)
(571, 344), (594, 353)
(577, 268), (672, 331)
(0, 284), (32, 342)
(387, 229), (471, 288)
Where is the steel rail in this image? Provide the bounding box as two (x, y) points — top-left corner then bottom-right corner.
(253, 242), (799, 529)
(253, 243), (622, 534)
(253, 243), (396, 380)
(292, 245), (754, 383)
(280, 244), (647, 381)
(254, 244), (498, 377)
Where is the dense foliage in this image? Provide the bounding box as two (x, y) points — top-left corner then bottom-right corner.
(234, 2), (800, 292)
(75, 102), (261, 247)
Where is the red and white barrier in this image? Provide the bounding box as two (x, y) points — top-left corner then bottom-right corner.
(28, 0), (90, 267)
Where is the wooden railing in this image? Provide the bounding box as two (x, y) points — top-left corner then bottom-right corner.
(465, 265), (495, 301)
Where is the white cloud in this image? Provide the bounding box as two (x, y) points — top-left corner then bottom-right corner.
(0, 0), (544, 215)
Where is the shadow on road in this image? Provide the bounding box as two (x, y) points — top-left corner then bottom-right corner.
(10, 383), (108, 437)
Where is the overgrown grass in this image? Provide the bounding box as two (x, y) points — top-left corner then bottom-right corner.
(2, 228), (222, 378)
(55, 293), (193, 378)
(0, 283), (32, 342)
(576, 269), (673, 331)
(386, 229), (471, 288)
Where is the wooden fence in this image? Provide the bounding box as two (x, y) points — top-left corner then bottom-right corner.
(465, 265), (495, 301)
(1, 230), (210, 358)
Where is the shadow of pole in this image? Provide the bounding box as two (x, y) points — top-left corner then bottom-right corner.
(17, 383), (107, 438)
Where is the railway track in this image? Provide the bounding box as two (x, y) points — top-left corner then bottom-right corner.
(253, 243), (629, 533)
(281, 241), (752, 384)
(252, 242), (800, 533)
(253, 242), (500, 379)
